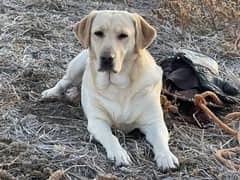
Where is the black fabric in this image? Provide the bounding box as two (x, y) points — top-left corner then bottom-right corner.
(167, 67), (199, 90)
(160, 53), (239, 103)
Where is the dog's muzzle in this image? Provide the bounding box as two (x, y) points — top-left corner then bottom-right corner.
(98, 51), (116, 73)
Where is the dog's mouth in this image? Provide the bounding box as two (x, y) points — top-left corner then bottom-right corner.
(98, 67), (118, 73)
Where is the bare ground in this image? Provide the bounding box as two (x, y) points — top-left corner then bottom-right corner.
(0, 0), (240, 179)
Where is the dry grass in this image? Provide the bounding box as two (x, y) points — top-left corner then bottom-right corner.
(153, 0), (240, 56)
(0, 0), (240, 179)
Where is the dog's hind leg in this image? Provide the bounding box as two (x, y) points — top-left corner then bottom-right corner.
(41, 49), (88, 100)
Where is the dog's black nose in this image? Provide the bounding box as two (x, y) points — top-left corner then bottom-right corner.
(101, 56), (113, 66)
(100, 52), (114, 70)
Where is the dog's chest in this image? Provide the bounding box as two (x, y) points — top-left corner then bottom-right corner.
(97, 85), (143, 127)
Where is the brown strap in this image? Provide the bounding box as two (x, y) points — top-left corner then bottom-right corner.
(215, 147), (240, 171)
(224, 112), (240, 124)
(194, 91), (238, 136)
(194, 91), (240, 170)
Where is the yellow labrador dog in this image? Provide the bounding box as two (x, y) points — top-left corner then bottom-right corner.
(42, 10), (179, 171)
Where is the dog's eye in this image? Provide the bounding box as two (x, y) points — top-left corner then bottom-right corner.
(94, 31), (104, 38)
(118, 33), (128, 40)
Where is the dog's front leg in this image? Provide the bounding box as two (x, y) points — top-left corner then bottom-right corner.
(41, 50), (88, 100)
(88, 119), (132, 166)
(41, 77), (73, 99)
(140, 118), (179, 171)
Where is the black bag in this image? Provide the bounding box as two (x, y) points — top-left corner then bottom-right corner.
(160, 49), (239, 126)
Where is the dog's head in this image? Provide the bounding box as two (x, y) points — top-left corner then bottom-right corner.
(74, 10), (156, 73)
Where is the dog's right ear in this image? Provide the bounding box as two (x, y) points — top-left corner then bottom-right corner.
(73, 11), (97, 48)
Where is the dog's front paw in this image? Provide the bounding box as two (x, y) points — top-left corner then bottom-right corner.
(41, 87), (62, 100)
(107, 146), (132, 166)
(155, 150), (179, 172)
(65, 87), (80, 101)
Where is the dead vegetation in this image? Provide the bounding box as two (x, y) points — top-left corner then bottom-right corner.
(153, 0), (240, 56)
(0, 0), (240, 179)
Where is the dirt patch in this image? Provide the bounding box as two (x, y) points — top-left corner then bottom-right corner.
(0, 0), (240, 179)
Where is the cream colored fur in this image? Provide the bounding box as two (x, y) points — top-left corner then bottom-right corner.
(42, 10), (179, 171)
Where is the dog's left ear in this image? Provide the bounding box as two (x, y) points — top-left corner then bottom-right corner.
(133, 14), (157, 50)
(73, 11), (97, 48)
